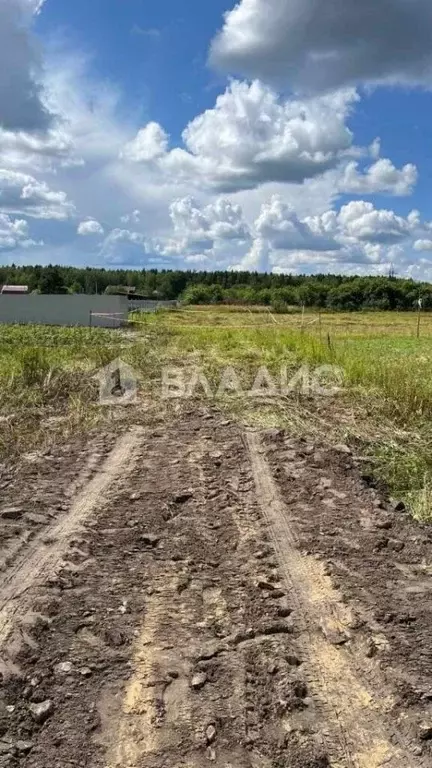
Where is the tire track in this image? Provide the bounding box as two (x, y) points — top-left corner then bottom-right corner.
(0, 425), (145, 648)
(246, 430), (419, 768)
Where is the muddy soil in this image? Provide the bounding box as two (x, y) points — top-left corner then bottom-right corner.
(0, 409), (431, 767)
(0, 429), (118, 575)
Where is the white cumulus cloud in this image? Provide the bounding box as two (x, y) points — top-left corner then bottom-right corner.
(120, 82), (358, 193)
(254, 195), (339, 251)
(121, 122), (168, 162)
(210, 0), (432, 93)
(0, 127), (81, 172)
(414, 239), (432, 252)
(233, 198), (432, 273)
(335, 201), (414, 244)
(0, 213), (39, 251)
(77, 219), (104, 236)
(157, 196), (251, 258)
(0, 168), (75, 219)
(339, 159), (418, 196)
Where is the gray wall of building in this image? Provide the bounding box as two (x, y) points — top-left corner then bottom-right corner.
(0, 295), (129, 328)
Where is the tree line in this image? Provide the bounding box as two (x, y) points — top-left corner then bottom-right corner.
(0, 264), (429, 311)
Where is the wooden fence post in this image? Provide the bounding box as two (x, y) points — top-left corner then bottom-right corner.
(417, 298), (422, 339)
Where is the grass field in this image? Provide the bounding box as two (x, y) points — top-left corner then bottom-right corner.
(134, 307), (432, 520)
(2, 307), (432, 519)
(0, 325), (149, 458)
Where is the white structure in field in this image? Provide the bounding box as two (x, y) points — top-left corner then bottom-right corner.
(1, 285), (28, 295)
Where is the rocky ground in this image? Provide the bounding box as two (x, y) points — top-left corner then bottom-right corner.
(0, 408), (432, 767)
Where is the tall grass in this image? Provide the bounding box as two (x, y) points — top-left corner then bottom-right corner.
(157, 320), (432, 421)
(0, 325), (151, 459)
(142, 310), (432, 519)
(3, 313), (432, 519)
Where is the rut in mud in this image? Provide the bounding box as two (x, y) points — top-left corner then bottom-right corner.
(0, 427), (144, 649)
(0, 410), (431, 768)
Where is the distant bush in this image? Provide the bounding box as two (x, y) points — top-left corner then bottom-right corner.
(271, 300), (292, 314)
(182, 284), (224, 304)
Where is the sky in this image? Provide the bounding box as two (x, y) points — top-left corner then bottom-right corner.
(2, 0), (432, 277)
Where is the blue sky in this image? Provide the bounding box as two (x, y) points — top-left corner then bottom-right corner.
(1, 0), (432, 277)
(35, 0), (233, 137)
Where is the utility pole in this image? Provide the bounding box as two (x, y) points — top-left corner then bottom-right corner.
(417, 297), (423, 339)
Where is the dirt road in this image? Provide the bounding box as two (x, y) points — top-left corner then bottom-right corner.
(0, 409), (432, 767)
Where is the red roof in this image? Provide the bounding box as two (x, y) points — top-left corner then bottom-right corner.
(1, 285), (29, 294)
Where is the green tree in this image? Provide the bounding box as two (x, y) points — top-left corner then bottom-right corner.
(39, 266), (68, 294)
(69, 281), (84, 294)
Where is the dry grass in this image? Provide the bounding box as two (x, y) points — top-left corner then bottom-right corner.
(139, 306), (432, 336)
(0, 325), (160, 460)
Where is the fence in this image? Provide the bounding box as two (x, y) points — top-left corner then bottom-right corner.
(129, 299), (178, 312)
(0, 295), (129, 328)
